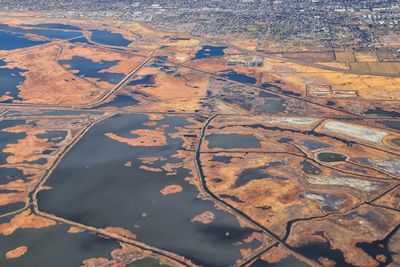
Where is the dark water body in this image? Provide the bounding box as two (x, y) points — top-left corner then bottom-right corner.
(95, 95), (139, 109)
(302, 140), (331, 151)
(206, 134), (261, 149)
(220, 71), (257, 84)
(0, 189), (21, 194)
(90, 30), (131, 47)
(132, 91), (149, 98)
(37, 114), (261, 267)
(69, 36), (94, 45)
(36, 130), (68, 144)
(212, 155), (233, 164)
(278, 89), (301, 97)
(128, 74), (156, 87)
(211, 178), (223, 183)
(39, 109), (104, 116)
(0, 120), (26, 165)
(0, 31), (48, 50)
(0, 59), (6, 66)
(250, 255), (309, 267)
(301, 160), (321, 175)
(42, 149), (54, 155)
(278, 137), (293, 143)
(0, 201), (24, 215)
(0, 24), (81, 40)
(378, 120), (400, 131)
(261, 82), (301, 97)
(24, 158), (47, 165)
(7, 109), (104, 117)
(0, 167), (33, 186)
(365, 107), (400, 118)
(0, 215), (120, 267)
(59, 56), (125, 84)
(27, 29), (82, 39)
(24, 23), (81, 30)
(193, 45), (227, 60)
(356, 225), (399, 267)
(235, 161), (288, 188)
(316, 152), (347, 162)
(326, 100), (336, 106)
(0, 66), (26, 103)
(232, 124), (355, 147)
(220, 194), (245, 204)
(292, 241), (354, 267)
(127, 258), (169, 267)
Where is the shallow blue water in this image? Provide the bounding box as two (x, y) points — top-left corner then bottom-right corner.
(0, 24), (82, 40)
(128, 74), (156, 87)
(0, 120), (26, 164)
(193, 45), (227, 60)
(220, 71), (257, 84)
(59, 56), (125, 84)
(23, 23), (81, 30)
(0, 66), (26, 102)
(90, 29), (131, 47)
(0, 215), (120, 267)
(69, 36), (94, 45)
(37, 114), (261, 267)
(28, 29), (82, 39)
(206, 134), (261, 149)
(0, 31), (48, 50)
(95, 95), (139, 108)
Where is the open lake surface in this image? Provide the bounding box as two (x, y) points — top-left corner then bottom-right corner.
(37, 114), (261, 267)
(0, 31), (48, 50)
(59, 56), (125, 84)
(0, 215), (120, 267)
(206, 134), (261, 149)
(0, 66), (26, 103)
(90, 30), (132, 47)
(193, 45), (227, 60)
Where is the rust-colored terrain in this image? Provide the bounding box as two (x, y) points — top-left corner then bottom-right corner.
(0, 13), (399, 267)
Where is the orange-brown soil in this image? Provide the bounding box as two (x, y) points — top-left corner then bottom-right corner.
(104, 227), (136, 239)
(287, 205), (400, 266)
(373, 186), (400, 210)
(0, 191), (26, 207)
(82, 243), (147, 267)
(160, 185), (183, 196)
(5, 246), (28, 259)
(59, 44), (144, 90)
(67, 226), (84, 234)
(105, 128), (167, 147)
(4, 134), (52, 164)
(126, 62), (210, 112)
(201, 152), (365, 238)
(3, 45), (103, 105)
(190, 211), (215, 224)
(139, 165), (163, 172)
(260, 245), (291, 263)
(200, 115), (397, 244)
(0, 210), (56, 236)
